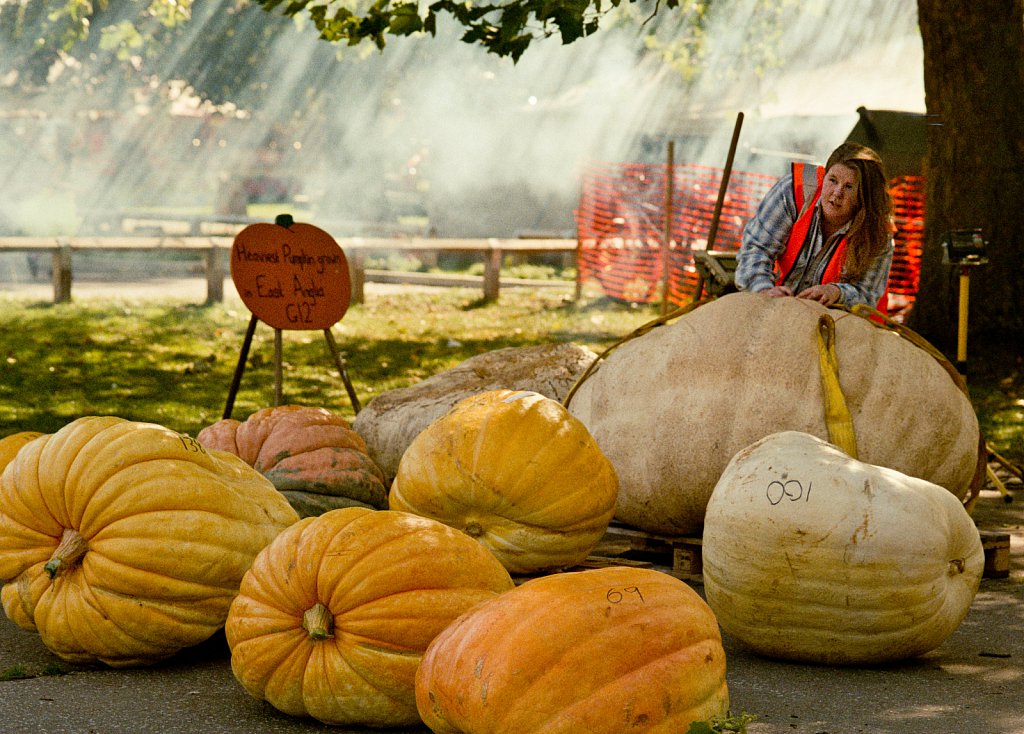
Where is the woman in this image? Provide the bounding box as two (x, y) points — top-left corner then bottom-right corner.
(734, 142), (893, 309)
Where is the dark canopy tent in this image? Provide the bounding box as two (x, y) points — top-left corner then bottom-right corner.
(845, 106), (928, 179)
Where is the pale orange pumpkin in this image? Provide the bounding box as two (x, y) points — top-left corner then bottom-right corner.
(416, 565), (730, 733)
(0, 416), (299, 666)
(225, 507), (515, 727)
(198, 405), (387, 516)
(389, 390), (618, 574)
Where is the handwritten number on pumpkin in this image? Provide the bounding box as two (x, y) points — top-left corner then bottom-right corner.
(766, 479), (811, 505)
(178, 434), (207, 454)
(606, 586), (644, 604)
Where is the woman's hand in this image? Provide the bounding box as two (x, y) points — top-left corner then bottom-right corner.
(796, 283), (842, 306)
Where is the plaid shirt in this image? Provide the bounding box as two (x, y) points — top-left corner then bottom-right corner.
(735, 172), (893, 308)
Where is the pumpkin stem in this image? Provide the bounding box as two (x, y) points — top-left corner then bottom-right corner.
(44, 528), (88, 580)
(303, 602), (335, 641)
(949, 558), (966, 575)
(464, 521), (484, 538)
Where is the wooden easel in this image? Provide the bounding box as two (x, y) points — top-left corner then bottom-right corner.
(221, 315), (361, 419)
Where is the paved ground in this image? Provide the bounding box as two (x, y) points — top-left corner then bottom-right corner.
(2, 276), (284, 304)
(1, 273), (1022, 733)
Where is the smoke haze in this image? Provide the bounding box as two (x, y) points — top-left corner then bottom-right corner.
(0, 1), (924, 240)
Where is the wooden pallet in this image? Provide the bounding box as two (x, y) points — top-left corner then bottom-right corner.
(580, 524), (704, 583)
(513, 523), (1009, 587)
(980, 531), (1011, 579)
(578, 526), (1009, 583)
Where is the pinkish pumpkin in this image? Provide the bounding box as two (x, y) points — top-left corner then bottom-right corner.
(198, 405), (387, 516)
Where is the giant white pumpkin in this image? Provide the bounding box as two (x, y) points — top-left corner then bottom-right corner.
(702, 431), (984, 665)
(567, 292), (981, 535)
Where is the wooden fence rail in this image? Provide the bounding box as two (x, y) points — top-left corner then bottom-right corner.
(0, 236), (578, 305)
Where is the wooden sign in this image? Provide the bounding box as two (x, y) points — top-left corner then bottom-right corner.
(230, 215), (351, 330)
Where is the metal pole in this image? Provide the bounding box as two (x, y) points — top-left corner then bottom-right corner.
(957, 266), (970, 375)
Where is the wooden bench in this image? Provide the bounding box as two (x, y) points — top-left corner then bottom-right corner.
(0, 236), (578, 305)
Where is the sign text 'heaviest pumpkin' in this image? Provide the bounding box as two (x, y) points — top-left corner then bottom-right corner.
(230, 216), (351, 330)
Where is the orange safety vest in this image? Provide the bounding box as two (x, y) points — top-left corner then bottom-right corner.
(775, 162), (888, 313)
(774, 163), (846, 286)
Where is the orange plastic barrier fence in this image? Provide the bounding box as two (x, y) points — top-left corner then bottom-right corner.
(886, 175), (925, 316)
(576, 162), (924, 316)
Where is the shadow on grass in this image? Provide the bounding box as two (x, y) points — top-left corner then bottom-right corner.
(1, 293), (656, 436)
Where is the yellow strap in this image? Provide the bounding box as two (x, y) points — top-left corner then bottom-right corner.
(816, 313), (859, 459)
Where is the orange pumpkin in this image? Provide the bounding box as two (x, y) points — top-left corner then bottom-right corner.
(198, 405), (387, 516)
(225, 507), (515, 727)
(416, 566), (730, 733)
(389, 390), (618, 574)
(0, 416), (299, 666)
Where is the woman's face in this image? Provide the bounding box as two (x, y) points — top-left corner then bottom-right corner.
(820, 162), (860, 229)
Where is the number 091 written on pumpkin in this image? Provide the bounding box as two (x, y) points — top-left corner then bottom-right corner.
(765, 478), (812, 505)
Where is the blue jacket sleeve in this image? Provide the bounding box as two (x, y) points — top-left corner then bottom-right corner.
(735, 173), (798, 293)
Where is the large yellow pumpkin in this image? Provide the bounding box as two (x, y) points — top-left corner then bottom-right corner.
(225, 507), (515, 728)
(0, 431), (43, 472)
(197, 405), (387, 516)
(416, 566), (729, 733)
(389, 390), (618, 575)
(0, 416), (299, 666)
(702, 431), (984, 664)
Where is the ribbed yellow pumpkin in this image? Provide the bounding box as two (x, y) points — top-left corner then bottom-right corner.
(0, 416), (299, 666)
(225, 507), (515, 727)
(389, 390), (618, 574)
(0, 431), (43, 472)
(416, 566), (730, 734)
(702, 431), (984, 664)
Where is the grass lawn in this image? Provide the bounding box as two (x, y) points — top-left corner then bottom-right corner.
(0, 287), (659, 437)
(0, 286), (1020, 467)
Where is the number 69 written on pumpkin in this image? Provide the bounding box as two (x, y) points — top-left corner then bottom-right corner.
(606, 586), (645, 604)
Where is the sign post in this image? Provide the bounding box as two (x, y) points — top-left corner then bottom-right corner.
(223, 214), (360, 418)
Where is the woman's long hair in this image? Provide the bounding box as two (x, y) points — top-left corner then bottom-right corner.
(824, 142), (893, 280)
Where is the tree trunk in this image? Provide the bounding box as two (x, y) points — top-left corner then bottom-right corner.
(911, 0), (1024, 351)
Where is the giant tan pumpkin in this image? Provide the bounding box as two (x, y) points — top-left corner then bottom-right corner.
(702, 431), (984, 665)
(197, 405), (387, 516)
(389, 390), (618, 575)
(0, 416), (299, 666)
(567, 292), (981, 535)
(415, 566), (729, 733)
(225, 507), (515, 727)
